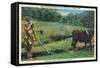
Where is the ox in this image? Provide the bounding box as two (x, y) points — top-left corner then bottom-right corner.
(71, 30), (94, 49)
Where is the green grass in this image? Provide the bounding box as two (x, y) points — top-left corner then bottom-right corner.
(64, 25), (88, 35)
(21, 38), (94, 60)
(32, 21), (88, 36)
(33, 49), (94, 60)
(22, 38), (71, 52)
(21, 20), (88, 45)
(22, 20), (88, 37)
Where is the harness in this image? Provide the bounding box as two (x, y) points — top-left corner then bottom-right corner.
(85, 30), (90, 40)
(85, 30), (89, 36)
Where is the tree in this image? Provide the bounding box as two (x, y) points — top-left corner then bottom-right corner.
(22, 7), (33, 19)
(22, 7), (61, 22)
(60, 13), (81, 25)
(80, 11), (94, 28)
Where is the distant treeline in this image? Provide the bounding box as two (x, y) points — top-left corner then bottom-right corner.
(22, 7), (61, 22)
(22, 7), (94, 28)
(60, 11), (94, 28)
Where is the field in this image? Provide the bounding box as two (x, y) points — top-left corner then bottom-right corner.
(33, 49), (94, 60)
(21, 20), (94, 61)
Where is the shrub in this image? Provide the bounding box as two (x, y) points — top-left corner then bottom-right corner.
(49, 34), (67, 41)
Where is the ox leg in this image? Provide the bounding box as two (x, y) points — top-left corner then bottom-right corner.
(89, 41), (92, 50)
(71, 41), (76, 49)
(85, 42), (87, 47)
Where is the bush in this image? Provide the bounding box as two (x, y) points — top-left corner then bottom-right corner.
(49, 34), (67, 41)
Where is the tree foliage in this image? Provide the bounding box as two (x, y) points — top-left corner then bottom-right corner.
(22, 7), (95, 28)
(60, 13), (81, 25)
(80, 11), (94, 28)
(22, 7), (61, 22)
(60, 11), (94, 28)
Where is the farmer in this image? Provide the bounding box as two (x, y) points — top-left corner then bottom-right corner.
(23, 18), (35, 59)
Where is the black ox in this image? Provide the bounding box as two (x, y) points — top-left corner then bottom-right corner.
(71, 30), (94, 49)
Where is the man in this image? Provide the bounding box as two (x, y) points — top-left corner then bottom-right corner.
(23, 18), (35, 59)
